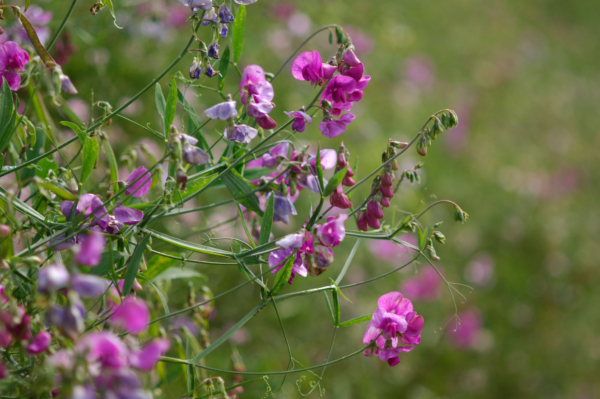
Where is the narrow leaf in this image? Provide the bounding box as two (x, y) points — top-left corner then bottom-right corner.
(221, 169), (263, 215)
(100, 134), (119, 193)
(259, 194), (274, 246)
(38, 181), (78, 201)
(332, 290), (340, 326)
(0, 78), (16, 154)
(339, 314), (372, 328)
(152, 268), (203, 281)
(141, 277), (170, 316)
(103, 0), (123, 29)
(323, 165), (348, 197)
(155, 83), (166, 125)
(60, 121), (86, 144)
(418, 227), (428, 252)
(335, 238), (361, 285)
(81, 136), (99, 184)
(88, 251), (125, 276)
(232, 5), (246, 63)
(146, 229), (234, 258)
(316, 145), (324, 194)
(145, 254), (180, 280)
(271, 254), (295, 296)
(122, 235), (150, 295)
(218, 45), (230, 91)
(164, 76), (178, 136)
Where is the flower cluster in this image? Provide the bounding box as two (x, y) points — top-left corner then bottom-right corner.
(240, 65), (277, 130)
(268, 214), (348, 282)
(363, 292), (424, 366)
(169, 129), (210, 188)
(329, 143), (355, 209)
(0, 41), (29, 91)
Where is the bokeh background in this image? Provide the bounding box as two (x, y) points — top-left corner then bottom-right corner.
(6, 0), (600, 397)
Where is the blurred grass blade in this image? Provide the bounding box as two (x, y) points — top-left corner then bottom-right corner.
(140, 276), (170, 316)
(145, 254), (180, 280)
(219, 45), (230, 91)
(316, 145), (324, 194)
(192, 300), (264, 363)
(335, 238), (360, 285)
(232, 5), (246, 63)
(221, 169), (263, 215)
(146, 229), (234, 258)
(100, 134), (119, 193)
(339, 314), (372, 328)
(259, 194), (274, 245)
(323, 165), (347, 197)
(0, 79), (16, 154)
(155, 83), (166, 126)
(122, 235), (150, 295)
(271, 254), (295, 295)
(81, 136), (99, 184)
(60, 121), (86, 144)
(164, 76), (178, 136)
(87, 251), (125, 276)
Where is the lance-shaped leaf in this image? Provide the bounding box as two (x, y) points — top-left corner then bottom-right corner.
(81, 136), (99, 184)
(316, 145), (324, 194)
(271, 254), (295, 296)
(164, 76), (178, 136)
(102, 0), (123, 29)
(37, 180), (78, 201)
(218, 45), (230, 91)
(259, 194), (274, 246)
(232, 5), (246, 63)
(339, 314), (372, 328)
(122, 235), (150, 295)
(155, 83), (166, 126)
(100, 133), (119, 193)
(323, 165), (348, 197)
(221, 169), (263, 215)
(146, 229), (235, 258)
(60, 121), (86, 144)
(0, 79), (16, 154)
(145, 253), (180, 280)
(332, 290), (340, 326)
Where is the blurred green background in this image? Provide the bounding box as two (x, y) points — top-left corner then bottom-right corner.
(10, 0), (600, 397)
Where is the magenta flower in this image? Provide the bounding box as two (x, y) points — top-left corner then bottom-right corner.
(110, 297), (149, 334)
(268, 249), (307, 284)
(261, 142), (289, 168)
(319, 113), (355, 138)
(38, 263), (70, 293)
(315, 214), (348, 247)
(400, 267), (443, 302)
(446, 309), (482, 349)
(130, 339), (170, 371)
(363, 292), (424, 366)
(284, 110), (312, 132)
(80, 331), (129, 369)
(224, 124), (258, 144)
(75, 231), (106, 267)
(124, 166), (152, 198)
(204, 100), (237, 120)
(240, 65), (277, 129)
(291, 50), (335, 86)
(0, 286), (7, 304)
(0, 42), (29, 91)
(322, 75), (356, 104)
(26, 331), (51, 355)
(113, 205), (144, 226)
(61, 194), (109, 230)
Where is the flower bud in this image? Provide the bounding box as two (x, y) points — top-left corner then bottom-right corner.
(416, 135), (428, 156)
(60, 74), (78, 95)
(381, 170), (394, 186)
(342, 175), (355, 186)
(365, 212), (381, 229)
(454, 207), (469, 224)
(450, 110), (459, 127)
(433, 231), (446, 244)
(208, 42), (219, 59)
(367, 199), (384, 219)
(356, 211), (368, 231)
(321, 99), (333, 111)
(330, 185), (352, 209)
(380, 184), (394, 198)
(189, 57), (202, 79)
(389, 141), (409, 149)
(205, 63), (217, 78)
(0, 225), (10, 238)
(219, 24), (228, 38)
(380, 196), (390, 208)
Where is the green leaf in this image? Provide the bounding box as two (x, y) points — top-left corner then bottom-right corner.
(100, 134), (119, 193)
(316, 146), (324, 194)
(335, 238), (361, 285)
(218, 45), (230, 91)
(88, 251), (125, 276)
(221, 169), (263, 216)
(178, 174), (217, 202)
(81, 136), (99, 184)
(0, 78), (16, 155)
(60, 121), (86, 144)
(152, 267), (203, 282)
(38, 181), (78, 201)
(24, 0), (30, 12)
(142, 277), (170, 316)
(145, 254), (180, 280)
(259, 194), (274, 246)
(35, 158), (58, 179)
(323, 165), (348, 197)
(235, 202), (256, 248)
(418, 226), (429, 252)
(339, 314), (372, 328)
(103, 0), (123, 29)
(305, 197), (323, 230)
(332, 290), (340, 326)
(232, 5), (246, 63)
(164, 76), (178, 136)
(122, 235), (150, 295)
(146, 229), (234, 258)
(271, 254), (295, 296)
(155, 83), (166, 126)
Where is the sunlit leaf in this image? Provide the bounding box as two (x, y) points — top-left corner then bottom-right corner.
(232, 5), (246, 63)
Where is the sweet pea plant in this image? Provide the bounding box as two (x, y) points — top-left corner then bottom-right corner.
(0, 0), (470, 397)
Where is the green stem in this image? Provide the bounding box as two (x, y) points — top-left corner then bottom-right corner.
(46, 0), (78, 50)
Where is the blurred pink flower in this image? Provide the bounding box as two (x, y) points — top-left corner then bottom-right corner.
(464, 252), (495, 287)
(444, 104), (471, 153)
(367, 234), (417, 262)
(345, 27), (374, 55)
(400, 267), (443, 301)
(403, 55), (435, 91)
(446, 309), (482, 350)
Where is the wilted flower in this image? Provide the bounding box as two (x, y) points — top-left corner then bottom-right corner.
(182, 143), (210, 165)
(189, 57), (202, 79)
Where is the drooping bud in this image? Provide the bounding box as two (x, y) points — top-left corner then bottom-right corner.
(60, 74), (78, 95)
(389, 141), (409, 149)
(356, 211), (368, 231)
(219, 24), (228, 38)
(416, 135), (428, 156)
(365, 212), (381, 229)
(381, 170), (394, 186)
(189, 57), (202, 79)
(218, 4), (234, 24)
(205, 63), (217, 78)
(454, 207), (469, 224)
(366, 199), (384, 219)
(207, 42), (219, 59)
(380, 184), (394, 198)
(433, 231), (446, 244)
(330, 185), (352, 209)
(380, 196), (390, 208)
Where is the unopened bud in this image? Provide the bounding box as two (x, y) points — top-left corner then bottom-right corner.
(0, 225), (10, 238)
(454, 207), (469, 224)
(389, 141), (409, 149)
(433, 231), (446, 244)
(176, 168), (188, 190)
(416, 135), (428, 156)
(321, 99), (333, 111)
(60, 74), (77, 95)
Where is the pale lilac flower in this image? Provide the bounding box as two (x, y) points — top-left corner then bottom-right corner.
(268, 249), (307, 284)
(113, 205), (144, 226)
(38, 263), (70, 293)
(0, 41), (29, 91)
(75, 231), (106, 267)
(315, 214), (347, 247)
(182, 143), (210, 165)
(110, 297), (149, 334)
(319, 113), (355, 138)
(272, 192), (297, 224)
(224, 124), (258, 144)
(204, 100), (238, 120)
(284, 110), (311, 132)
(308, 149), (337, 170)
(178, 0), (212, 12)
(26, 331), (51, 355)
(447, 310), (482, 350)
(72, 274), (110, 298)
(220, 24), (228, 38)
(400, 267), (443, 302)
(124, 166), (152, 198)
(130, 339), (170, 371)
(202, 8), (217, 26)
(275, 232), (304, 249)
(261, 142), (289, 168)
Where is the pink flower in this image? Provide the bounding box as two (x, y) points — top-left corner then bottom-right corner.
(26, 331), (51, 355)
(80, 331), (129, 369)
(291, 50), (335, 86)
(315, 214), (348, 247)
(284, 110), (311, 132)
(0, 41), (29, 91)
(75, 231), (106, 267)
(240, 65), (277, 129)
(124, 166), (152, 198)
(400, 267), (443, 302)
(322, 75), (356, 105)
(109, 297), (149, 334)
(130, 339), (170, 371)
(446, 310), (482, 350)
(318, 113), (355, 138)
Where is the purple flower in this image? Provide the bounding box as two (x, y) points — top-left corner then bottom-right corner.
(224, 124), (258, 144)
(202, 9), (217, 25)
(189, 57), (202, 79)
(446, 309), (482, 350)
(205, 63), (217, 78)
(363, 292), (424, 366)
(110, 297), (149, 334)
(261, 142), (289, 168)
(80, 331), (129, 369)
(400, 267), (443, 302)
(308, 149), (337, 170)
(218, 5), (234, 23)
(49, 302), (83, 340)
(284, 110), (311, 132)
(72, 274), (110, 298)
(125, 166), (152, 198)
(322, 75), (356, 105)
(204, 100), (238, 120)
(113, 205), (144, 226)
(38, 263), (70, 293)
(273, 192), (297, 224)
(240, 65), (277, 128)
(0, 41), (29, 91)
(75, 231), (106, 267)
(318, 113), (355, 138)
(220, 24), (228, 38)
(178, 0), (213, 12)
(207, 41), (219, 59)
(291, 51), (335, 86)
(315, 214), (348, 247)
(275, 232), (304, 249)
(182, 143), (210, 165)
(130, 339), (170, 371)
(268, 249), (307, 284)
(26, 331), (51, 355)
